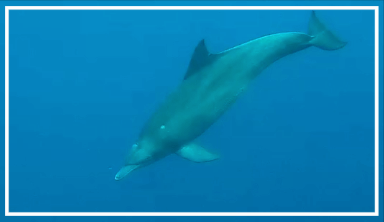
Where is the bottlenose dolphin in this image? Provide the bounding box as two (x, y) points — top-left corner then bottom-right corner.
(115, 11), (346, 180)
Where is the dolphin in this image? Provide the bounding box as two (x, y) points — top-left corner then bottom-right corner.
(115, 11), (346, 180)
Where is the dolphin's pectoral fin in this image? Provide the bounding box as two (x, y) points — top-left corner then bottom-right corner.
(115, 165), (139, 181)
(184, 39), (218, 80)
(176, 143), (219, 163)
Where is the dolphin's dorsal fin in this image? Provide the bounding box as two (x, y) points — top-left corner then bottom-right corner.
(184, 39), (216, 80)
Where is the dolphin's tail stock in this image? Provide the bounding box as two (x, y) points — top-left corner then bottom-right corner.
(308, 11), (347, 50)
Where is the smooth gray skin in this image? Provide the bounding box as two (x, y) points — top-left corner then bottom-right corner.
(115, 11), (346, 180)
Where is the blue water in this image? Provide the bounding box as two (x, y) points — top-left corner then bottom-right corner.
(2, 1), (383, 222)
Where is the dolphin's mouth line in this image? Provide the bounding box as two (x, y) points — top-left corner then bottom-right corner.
(114, 165), (140, 181)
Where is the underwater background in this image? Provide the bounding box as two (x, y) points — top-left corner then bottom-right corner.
(3, 1), (384, 222)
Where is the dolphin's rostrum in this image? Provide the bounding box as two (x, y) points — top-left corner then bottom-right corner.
(115, 11), (346, 181)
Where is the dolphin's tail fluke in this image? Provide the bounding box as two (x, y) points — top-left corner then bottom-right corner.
(308, 11), (347, 50)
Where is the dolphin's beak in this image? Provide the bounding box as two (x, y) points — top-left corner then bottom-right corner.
(114, 165), (139, 181)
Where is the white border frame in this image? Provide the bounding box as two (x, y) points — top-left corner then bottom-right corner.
(4, 6), (379, 217)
